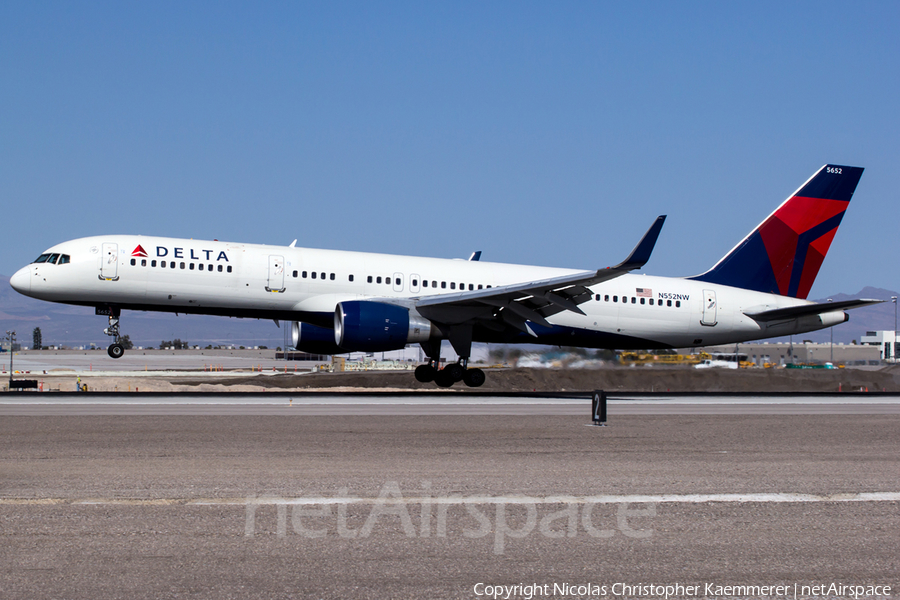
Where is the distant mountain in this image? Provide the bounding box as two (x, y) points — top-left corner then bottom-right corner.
(2, 274), (894, 348)
(0, 275), (288, 349)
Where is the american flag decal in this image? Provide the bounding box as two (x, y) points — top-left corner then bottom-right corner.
(635, 288), (652, 298)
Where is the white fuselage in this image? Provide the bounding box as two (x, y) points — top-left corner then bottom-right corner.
(10, 235), (845, 349)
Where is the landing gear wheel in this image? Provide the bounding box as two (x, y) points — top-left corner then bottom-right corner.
(434, 369), (456, 388)
(415, 364), (436, 383)
(462, 368), (486, 387)
(443, 363), (465, 383)
(107, 343), (125, 359)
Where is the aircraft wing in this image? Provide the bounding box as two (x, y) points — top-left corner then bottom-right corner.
(414, 216), (666, 336)
(744, 299), (883, 322)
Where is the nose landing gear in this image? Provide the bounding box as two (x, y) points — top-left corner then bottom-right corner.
(98, 306), (126, 359)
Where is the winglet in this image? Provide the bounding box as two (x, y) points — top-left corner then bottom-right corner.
(612, 215), (666, 271)
(468, 251), (482, 262)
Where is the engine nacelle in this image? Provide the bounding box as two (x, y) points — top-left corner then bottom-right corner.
(334, 301), (433, 352)
(290, 321), (345, 355)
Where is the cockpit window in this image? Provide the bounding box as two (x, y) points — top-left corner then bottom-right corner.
(57, 254), (70, 265)
(33, 254), (51, 263)
(48, 254), (60, 264)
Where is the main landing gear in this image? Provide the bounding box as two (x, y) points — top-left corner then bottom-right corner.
(100, 306), (126, 359)
(414, 359), (486, 388)
(416, 338), (485, 388)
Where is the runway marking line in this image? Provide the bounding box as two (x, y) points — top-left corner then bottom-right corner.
(2, 492), (899, 506)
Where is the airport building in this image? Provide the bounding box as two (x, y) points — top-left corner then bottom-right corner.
(695, 341), (881, 367)
(859, 330), (900, 361)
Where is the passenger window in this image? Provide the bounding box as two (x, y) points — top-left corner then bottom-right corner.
(142, 259), (147, 267)
(450, 282), (456, 290)
(649, 298), (654, 305)
(613, 296), (618, 302)
(376, 276), (381, 284)
(227, 266), (232, 273)
(152, 260), (157, 267)
(441, 282), (447, 289)
(676, 300), (681, 308)
(130, 258), (136, 266)
(218, 265), (223, 272)
(180, 262), (186, 269)
(292, 270), (298, 278)
(321, 272), (326, 280)
(604, 295), (609, 302)
(640, 298), (645, 305)
(331, 273), (335, 281)
(303, 271), (308, 278)
(469, 284), (474, 291)
(170, 261), (176, 268)
(189, 263), (195, 270)
(487, 285), (492, 288)
(349, 275), (354, 282)
(667, 300), (672, 307)
(395, 277), (400, 286)
(412, 279), (418, 287)
(631, 297), (636, 304)
(478, 284), (483, 290)
(433, 281), (437, 287)
(313, 272), (318, 279)
(367, 276), (372, 283)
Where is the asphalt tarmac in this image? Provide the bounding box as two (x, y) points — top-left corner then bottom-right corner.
(1, 395), (898, 600)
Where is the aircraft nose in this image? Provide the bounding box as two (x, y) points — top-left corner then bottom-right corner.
(9, 266), (31, 295)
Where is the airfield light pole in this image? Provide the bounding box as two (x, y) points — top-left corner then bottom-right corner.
(828, 299), (833, 364)
(893, 296), (898, 363)
(5, 330), (15, 387)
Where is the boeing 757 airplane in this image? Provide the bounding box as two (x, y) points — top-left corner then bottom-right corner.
(9, 164), (878, 386)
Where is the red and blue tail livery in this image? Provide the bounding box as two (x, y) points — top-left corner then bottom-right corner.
(691, 164), (864, 298)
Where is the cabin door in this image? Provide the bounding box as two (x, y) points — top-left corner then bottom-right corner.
(701, 289), (717, 326)
(100, 243), (118, 280)
(267, 255), (285, 292)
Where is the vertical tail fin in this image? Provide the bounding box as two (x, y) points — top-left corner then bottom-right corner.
(690, 164), (864, 298)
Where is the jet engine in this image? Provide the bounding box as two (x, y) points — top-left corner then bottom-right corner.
(290, 321), (345, 355)
(334, 301), (433, 352)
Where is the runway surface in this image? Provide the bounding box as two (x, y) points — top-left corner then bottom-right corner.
(2, 391), (900, 416)
(1, 395), (898, 599)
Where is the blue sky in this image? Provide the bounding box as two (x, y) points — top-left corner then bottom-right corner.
(2, 1), (898, 298)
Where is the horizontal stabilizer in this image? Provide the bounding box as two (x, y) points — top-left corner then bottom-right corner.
(744, 299), (882, 322)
